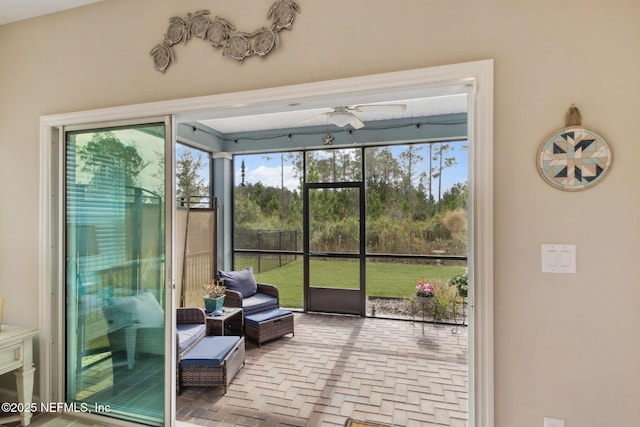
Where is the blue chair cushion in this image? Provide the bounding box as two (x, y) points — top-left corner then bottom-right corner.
(245, 309), (292, 326)
(218, 267), (258, 298)
(176, 323), (206, 354)
(242, 292), (278, 313)
(181, 336), (241, 366)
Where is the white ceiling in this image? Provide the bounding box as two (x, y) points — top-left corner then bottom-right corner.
(0, 0), (103, 26)
(198, 94), (468, 134)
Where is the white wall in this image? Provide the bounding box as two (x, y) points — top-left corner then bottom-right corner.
(0, 1), (638, 426)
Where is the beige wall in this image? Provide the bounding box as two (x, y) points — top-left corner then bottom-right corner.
(1, 0), (638, 426)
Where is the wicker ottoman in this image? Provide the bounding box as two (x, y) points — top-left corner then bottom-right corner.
(244, 309), (294, 346)
(179, 336), (245, 393)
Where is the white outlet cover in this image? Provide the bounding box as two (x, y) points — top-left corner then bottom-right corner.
(543, 416), (565, 427)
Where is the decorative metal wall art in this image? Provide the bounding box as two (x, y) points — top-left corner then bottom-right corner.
(151, 0), (301, 72)
(537, 105), (613, 191)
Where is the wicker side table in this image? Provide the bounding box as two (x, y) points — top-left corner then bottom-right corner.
(206, 307), (243, 336)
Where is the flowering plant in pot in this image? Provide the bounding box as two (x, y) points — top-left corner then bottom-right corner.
(416, 281), (435, 300)
(203, 277), (225, 313)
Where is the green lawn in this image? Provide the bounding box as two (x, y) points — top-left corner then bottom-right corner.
(254, 259), (466, 308)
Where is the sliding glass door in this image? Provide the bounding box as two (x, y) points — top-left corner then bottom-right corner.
(64, 119), (171, 425)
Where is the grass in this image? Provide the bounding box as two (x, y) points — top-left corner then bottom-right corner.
(254, 259), (466, 309)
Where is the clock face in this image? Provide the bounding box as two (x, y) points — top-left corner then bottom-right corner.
(537, 127), (612, 191)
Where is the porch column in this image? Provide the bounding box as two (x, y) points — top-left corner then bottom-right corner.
(212, 152), (233, 271)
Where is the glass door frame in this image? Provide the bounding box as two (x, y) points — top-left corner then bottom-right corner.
(303, 181), (366, 315)
(55, 116), (175, 426)
(40, 61), (494, 427)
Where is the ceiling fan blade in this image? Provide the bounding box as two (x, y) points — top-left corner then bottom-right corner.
(352, 104), (407, 113)
(297, 113), (328, 126)
(351, 116), (365, 129)
(298, 103), (405, 129)
(327, 110), (366, 129)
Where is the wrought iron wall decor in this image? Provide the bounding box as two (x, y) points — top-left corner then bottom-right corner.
(151, 0), (301, 72)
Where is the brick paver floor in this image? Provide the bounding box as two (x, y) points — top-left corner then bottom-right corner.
(177, 312), (468, 427)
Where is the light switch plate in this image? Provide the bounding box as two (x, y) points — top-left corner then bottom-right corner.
(543, 416), (565, 427)
(541, 244), (576, 273)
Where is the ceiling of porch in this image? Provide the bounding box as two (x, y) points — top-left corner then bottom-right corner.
(196, 94), (467, 134)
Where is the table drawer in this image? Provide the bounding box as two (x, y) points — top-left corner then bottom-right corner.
(0, 343), (23, 375)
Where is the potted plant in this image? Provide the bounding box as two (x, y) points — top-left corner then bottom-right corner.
(203, 277), (225, 313)
(415, 281), (435, 303)
(449, 273), (468, 298)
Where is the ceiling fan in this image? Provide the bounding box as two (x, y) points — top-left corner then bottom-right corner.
(300, 104), (407, 129)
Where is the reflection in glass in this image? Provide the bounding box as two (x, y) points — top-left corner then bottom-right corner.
(65, 124), (166, 425)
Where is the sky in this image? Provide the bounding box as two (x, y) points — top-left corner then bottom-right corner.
(245, 163), (299, 190)
(233, 141), (469, 194)
(72, 134), (467, 200)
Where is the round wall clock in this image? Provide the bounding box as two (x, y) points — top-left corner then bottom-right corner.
(537, 126), (613, 191)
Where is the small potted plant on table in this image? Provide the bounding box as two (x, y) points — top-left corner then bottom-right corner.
(203, 277), (225, 315)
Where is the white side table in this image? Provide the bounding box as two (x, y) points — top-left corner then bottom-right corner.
(0, 325), (38, 426)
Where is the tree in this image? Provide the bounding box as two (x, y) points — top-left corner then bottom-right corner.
(262, 152), (293, 221)
(439, 182), (468, 212)
(366, 147), (403, 219)
(367, 189), (383, 220)
(431, 143), (457, 212)
(176, 148), (207, 203)
(399, 145), (423, 200)
(78, 131), (147, 188)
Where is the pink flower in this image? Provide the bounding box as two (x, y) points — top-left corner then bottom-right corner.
(416, 281), (435, 297)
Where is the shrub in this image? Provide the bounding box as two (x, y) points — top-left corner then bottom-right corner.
(449, 272), (468, 297)
(432, 281), (458, 320)
(442, 208), (467, 240)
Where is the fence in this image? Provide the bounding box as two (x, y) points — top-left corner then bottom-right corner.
(234, 229), (298, 273)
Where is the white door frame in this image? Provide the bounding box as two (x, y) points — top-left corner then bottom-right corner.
(40, 59), (493, 427)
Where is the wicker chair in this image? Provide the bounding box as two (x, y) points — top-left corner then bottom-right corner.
(223, 283), (280, 315)
(176, 307), (207, 356)
(219, 271), (294, 346)
(176, 307), (207, 392)
(218, 267), (283, 344)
